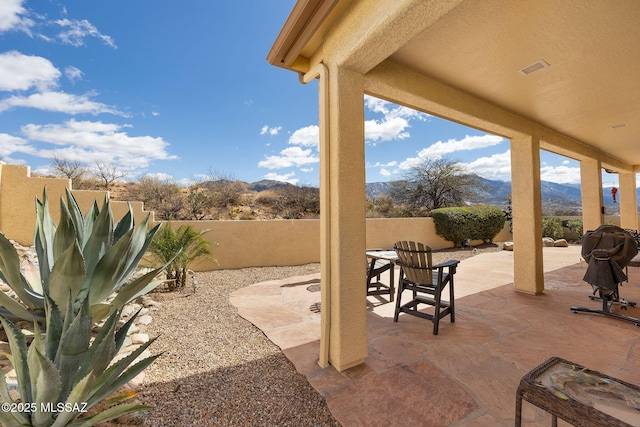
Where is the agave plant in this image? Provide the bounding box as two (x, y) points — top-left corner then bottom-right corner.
(0, 299), (159, 426)
(0, 188), (166, 425)
(0, 188), (164, 324)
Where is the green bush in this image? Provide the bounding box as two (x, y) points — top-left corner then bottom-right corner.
(429, 205), (505, 247)
(565, 219), (583, 239)
(541, 216), (563, 239)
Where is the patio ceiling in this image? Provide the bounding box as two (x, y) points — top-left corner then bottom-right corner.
(269, 0), (640, 170)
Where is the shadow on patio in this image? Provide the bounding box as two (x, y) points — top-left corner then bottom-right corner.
(230, 247), (640, 426)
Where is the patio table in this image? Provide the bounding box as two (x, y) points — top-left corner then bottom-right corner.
(515, 356), (640, 426)
(366, 250), (398, 301)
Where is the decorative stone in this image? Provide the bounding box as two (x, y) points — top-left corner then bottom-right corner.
(121, 303), (142, 319)
(542, 237), (555, 247)
(138, 314), (153, 326)
(503, 242), (514, 251)
(554, 239), (569, 247)
(130, 333), (149, 344)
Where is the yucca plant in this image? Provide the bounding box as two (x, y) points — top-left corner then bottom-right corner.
(0, 188), (164, 324)
(0, 188), (166, 425)
(147, 223), (215, 291)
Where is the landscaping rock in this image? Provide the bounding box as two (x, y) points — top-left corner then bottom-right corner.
(554, 239), (569, 247)
(503, 242), (514, 251)
(543, 237), (555, 247)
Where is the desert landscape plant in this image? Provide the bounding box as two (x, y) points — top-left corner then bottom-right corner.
(147, 223), (215, 290)
(0, 188), (164, 324)
(0, 188), (165, 425)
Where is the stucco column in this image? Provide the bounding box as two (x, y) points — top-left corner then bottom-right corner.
(618, 171), (638, 231)
(319, 64), (367, 371)
(510, 136), (544, 294)
(580, 158), (603, 232)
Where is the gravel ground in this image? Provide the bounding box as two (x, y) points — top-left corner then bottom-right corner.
(128, 244), (501, 426)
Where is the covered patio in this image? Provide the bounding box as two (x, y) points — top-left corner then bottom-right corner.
(267, 0), (640, 371)
(231, 247), (640, 426)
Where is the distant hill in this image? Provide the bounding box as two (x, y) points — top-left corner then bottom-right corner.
(365, 178), (634, 214)
(247, 179), (295, 192)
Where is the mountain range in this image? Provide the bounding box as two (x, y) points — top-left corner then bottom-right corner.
(365, 177), (628, 214)
(242, 177), (627, 215)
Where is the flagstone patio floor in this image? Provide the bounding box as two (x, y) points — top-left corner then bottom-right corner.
(230, 246), (640, 426)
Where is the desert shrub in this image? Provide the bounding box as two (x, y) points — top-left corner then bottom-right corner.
(541, 216), (564, 239)
(206, 180), (247, 207)
(255, 190), (279, 207)
(429, 205), (504, 247)
(137, 175), (184, 220)
(185, 186), (214, 220)
(564, 218), (583, 239)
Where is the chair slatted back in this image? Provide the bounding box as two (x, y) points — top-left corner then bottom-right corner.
(394, 241), (433, 285)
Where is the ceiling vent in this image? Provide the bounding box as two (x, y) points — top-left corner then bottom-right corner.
(518, 59), (550, 76)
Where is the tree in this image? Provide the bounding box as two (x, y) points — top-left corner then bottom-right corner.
(50, 156), (87, 188)
(389, 157), (484, 215)
(93, 161), (128, 190)
(136, 175), (184, 220)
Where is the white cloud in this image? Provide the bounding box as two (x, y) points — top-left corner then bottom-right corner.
(18, 119), (176, 170)
(289, 125), (319, 148)
(0, 132), (32, 157)
(364, 96), (428, 121)
(540, 165), (581, 184)
(260, 125), (282, 136)
(54, 18), (116, 48)
(0, 91), (124, 115)
(380, 168), (391, 177)
(414, 134), (504, 159)
(263, 172), (298, 185)
(365, 117), (410, 143)
(258, 146), (319, 169)
(142, 172), (176, 182)
(364, 95), (428, 144)
(459, 150), (512, 180)
(64, 66), (83, 83)
(0, 0), (33, 34)
(0, 51), (60, 91)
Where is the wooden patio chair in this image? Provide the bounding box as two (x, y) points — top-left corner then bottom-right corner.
(366, 248), (394, 301)
(393, 241), (460, 335)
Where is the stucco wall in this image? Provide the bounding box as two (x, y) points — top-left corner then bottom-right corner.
(0, 163), (515, 271)
(0, 164), (151, 245)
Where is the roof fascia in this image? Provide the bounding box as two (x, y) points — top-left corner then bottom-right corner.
(267, 0), (339, 70)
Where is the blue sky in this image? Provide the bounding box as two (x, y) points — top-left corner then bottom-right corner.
(0, 0), (612, 189)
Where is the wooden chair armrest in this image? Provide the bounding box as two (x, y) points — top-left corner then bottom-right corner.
(433, 259), (460, 269)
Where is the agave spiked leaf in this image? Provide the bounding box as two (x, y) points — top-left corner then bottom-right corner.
(55, 296), (91, 402)
(48, 242), (85, 316)
(0, 313), (33, 410)
(34, 188), (56, 288)
(0, 232), (43, 312)
(81, 195), (113, 281)
(64, 188), (85, 248)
